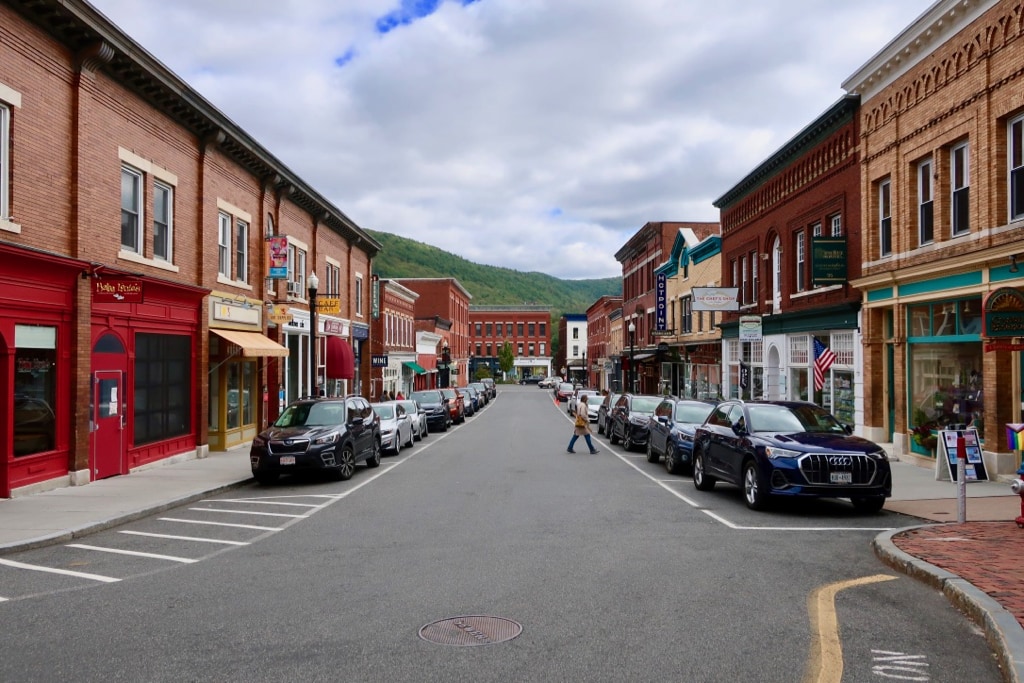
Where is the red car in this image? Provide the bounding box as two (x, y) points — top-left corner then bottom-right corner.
(554, 382), (575, 403)
(440, 388), (466, 423)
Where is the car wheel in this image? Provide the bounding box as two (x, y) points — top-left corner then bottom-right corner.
(366, 440), (381, 469)
(413, 425), (422, 442)
(393, 436), (401, 456)
(253, 471), (278, 485)
(406, 428), (415, 448)
(664, 443), (681, 475)
(335, 445), (356, 481)
(646, 440), (659, 463)
(851, 496), (885, 513)
(623, 431), (634, 452)
(597, 419), (605, 435)
(609, 424), (620, 445)
(692, 448), (716, 491)
(743, 460), (769, 510)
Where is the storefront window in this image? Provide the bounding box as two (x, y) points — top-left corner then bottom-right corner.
(909, 342), (983, 431)
(13, 325), (57, 457)
(790, 368), (809, 401)
(135, 333), (191, 445)
(226, 363), (240, 430)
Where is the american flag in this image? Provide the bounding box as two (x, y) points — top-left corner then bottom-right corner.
(813, 338), (836, 392)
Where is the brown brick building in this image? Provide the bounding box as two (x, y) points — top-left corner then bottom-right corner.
(0, 0), (378, 496)
(369, 279), (419, 399)
(586, 295), (622, 390)
(395, 278), (472, 387)
(468, 305), (552, 381)
(844, 0), (1024, 473)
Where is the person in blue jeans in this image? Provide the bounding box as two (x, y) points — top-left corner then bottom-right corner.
(567, 394), (599, 454)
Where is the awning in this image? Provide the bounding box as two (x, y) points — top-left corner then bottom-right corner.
(212, 329), (289, 357)
(403, 361), (427, 375)
(632, 353), (656, 361)
(325, 336), (355, 380)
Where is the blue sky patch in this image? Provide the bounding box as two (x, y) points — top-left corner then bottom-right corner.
(375, 0), (481, 35)
(334, 47), (357, 67)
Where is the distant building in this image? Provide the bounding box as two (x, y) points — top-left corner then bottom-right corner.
(468, 305), (552, 380)
(394, 278), (471, 388)
(586, 296), (623, 390)
(557, 314), (588, 384)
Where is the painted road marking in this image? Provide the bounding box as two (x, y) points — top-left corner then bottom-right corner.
(159, 517), (282, 531)
(205, 499), (321, 508)
(118, 530), (249, 546)
(188, 508), (308, 518)
(0, 557), (120, 583)
(804, 574), (899, 683)
(66, 543), (199, 564)
(871, 650), (929, 680)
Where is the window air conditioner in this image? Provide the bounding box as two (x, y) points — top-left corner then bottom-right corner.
(286, 281), (302, 297)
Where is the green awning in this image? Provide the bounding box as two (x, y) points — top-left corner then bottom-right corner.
(403, 361), (427, 375)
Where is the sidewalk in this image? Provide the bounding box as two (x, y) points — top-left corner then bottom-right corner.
(1, 448), (1023, 680)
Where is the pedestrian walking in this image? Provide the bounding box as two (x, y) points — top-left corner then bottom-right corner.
(567, 394), (598, 454)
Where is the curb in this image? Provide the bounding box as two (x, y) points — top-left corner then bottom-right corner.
(873, 526), (1024, 683)
(0, 478), (253, 555)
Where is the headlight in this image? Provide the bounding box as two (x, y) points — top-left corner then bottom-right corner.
(869, 449), (889, 461)
(629, 416), (647, 426)
(764, 446), (802, 460)
(313, 433), (339, 445)
(252, 436), (266, 447)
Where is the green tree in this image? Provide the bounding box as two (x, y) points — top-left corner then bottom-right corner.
(498, 340), (515, 377)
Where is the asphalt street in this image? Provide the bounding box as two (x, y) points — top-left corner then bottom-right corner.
(0, 385), (1004, 682)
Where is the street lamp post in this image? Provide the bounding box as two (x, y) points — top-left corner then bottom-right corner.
(441, 342), (451, 389)
(308, 271), (319, 398)
(628, 320), (636, 394)
(582, 351), (586, 387)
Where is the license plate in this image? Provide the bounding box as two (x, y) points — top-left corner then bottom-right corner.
(830, 471), (852, 484)
(279, 455), (296, 466)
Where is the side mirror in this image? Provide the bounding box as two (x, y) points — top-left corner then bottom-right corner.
(843, 423), (854, 435)
(731, 422), (747, 436)
(657, 416), (669, 425)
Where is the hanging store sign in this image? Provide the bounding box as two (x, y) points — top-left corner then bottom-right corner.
(316, 297), (340, 315)
(656, 273), (667, 331)
(811, 237), (848, 285)
(983, 287), (1024, 338)
(692, 287), (739, 311)
(93, 278), (143, 303)
(266, 236), (289, 279)
(267, 305), (293, 324)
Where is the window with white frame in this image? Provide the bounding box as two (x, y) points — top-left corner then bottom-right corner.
(879, 179), (892, 256)
(789, 335), (809, 364)
(287, 244), (306, 297)
(731, 259), (738, 289)
(153, 182), (172, 261)
(728, 339), (741, 363)
(0, 102), (10, 221)
(540, 342), (546, 355)
(795, 231), (806, 292)
(325, 262), (340, 297)
(830, 213), (842, 236)
(951, 141), (970, 235)
(235, 218), (248, 283)
(741, 255), (749, 305)
(1010, 114), (1024, 221)
(917, 158), (933, 245)
(218, 212), (231, 277)
(681, 296), (692, 333)
(831, 331), (854, 366)
(811, 221), (822, 237)
(751, 251), (758, 303)
(355, 274), (364, 316)
(121, 167), (143, 253)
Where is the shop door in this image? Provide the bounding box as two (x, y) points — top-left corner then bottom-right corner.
(93, 370), (125, 479)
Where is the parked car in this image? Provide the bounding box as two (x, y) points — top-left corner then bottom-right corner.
(480, 377), (496, 399)
(538, 376), (561, 389)
(250, 396), (381, 484)
(646, 398), (718, 474)
(597, 392), (620, 435)
(410, 389), (451, 432)
(469, 382), (489, 406)
(372, 401), (416, 454)
(568, 389), (600, 417)
(440, 387), (466, 423)
(554, 382), (575, 403)
(519, 375), (543, 385)
(396, 398), (429, 441)
(607, 394), (664, 451)
(691, 400), (892, 512)
(462, 385), (480, 415)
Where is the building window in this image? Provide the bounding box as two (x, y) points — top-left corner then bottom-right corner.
(951, 142), (970, 235)
(741, 255), (749, 304)
(325, 262), (340, 297)
(830, 213), (842, 236)
(355, 274), (364, 316)
(529, 343), (535, 356)
(486, 343), (492, 355)
(1010, 115), (1024, 221)
(917, 158), (934, 245)
(134, 332), (191, 445)
(121, 167), (143, 253)
(153, 182), (173, 261)
(506, 323), (513, 337)
(751, 252), (758, 304)
(1, 102), (11, 221)
(475, 322), (482, 336)
(681, 296), (692, 333)
(572, 327), (579, 339)
(795, 231), (806, 292)
(529, 322), (535, 337)
(539, 323), (546, 336)
(235, 219), (249, 283)
(218, 212), (231, 277)
(518, 323), (525, 337)
(13, 325), (57, 457)
(731, 259), (738, 289)
(288, 244), (306, 298)
(540, 342), (546, 355)
(879, 179), (892, 256)
(486, 323), (492, 337)
(517, 343), (523, 355)
(811, 221), (822, 237)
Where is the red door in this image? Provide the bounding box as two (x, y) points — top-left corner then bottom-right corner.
(92, 370), (125, 479)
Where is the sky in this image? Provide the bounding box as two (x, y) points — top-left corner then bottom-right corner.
(89, 0), (931, 280)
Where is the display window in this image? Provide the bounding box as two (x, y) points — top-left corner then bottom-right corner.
(908, 342), (983, 432)
(13, 325), (57, 457)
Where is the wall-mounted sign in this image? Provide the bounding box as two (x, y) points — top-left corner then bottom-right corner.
(372, 354), (389, 368)
(811, 237), (848, 285)
(267, 236), (289, 279)
(656, 273), (667, 331)
(371, 275), (380, 320)
(316, 297), (340, 315)
(983, 286), (1024, 338)
(692, 287), (739, 311)
(738, 315), (762, 341)
(93, 278), (143, 303)
(323, 319), (347, 336)
(267, 304), (293, 324)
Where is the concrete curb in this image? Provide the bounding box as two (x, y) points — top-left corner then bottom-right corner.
(873, 526), (1024, 683)
(0, 478), (252, 555)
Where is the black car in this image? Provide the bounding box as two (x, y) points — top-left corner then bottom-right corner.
(607, 394), (664, 451)
(596, 392), (619, 435)
(250, 396), (381, 484)
(691, 400), (892, 512)
(646, 398), (718, 474)
(480, 378), (496, 399)
(410, 389), (451, 432)
(519, 375), (543, 385)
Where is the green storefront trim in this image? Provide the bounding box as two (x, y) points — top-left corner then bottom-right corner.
(898, 271), (982, 297)
(720, 304), (860, 338)
(867, 287), (894, 303)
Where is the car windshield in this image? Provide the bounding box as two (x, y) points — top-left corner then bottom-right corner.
(372, 405), (395, 420)
(674, 402), (715, 424)
(441, 389), (458, 399)
(275, 402), (344, 428)
(558, 383), (573, 392)
(397, 400), (417, 413)
(411, 391), (437, 403)
(747, 404), (846, 434)
(630, 397), (662, 414)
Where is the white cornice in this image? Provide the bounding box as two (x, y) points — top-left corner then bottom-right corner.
(841, 0), (995, 101)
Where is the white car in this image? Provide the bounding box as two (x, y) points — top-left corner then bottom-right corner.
(568, 389), (601, 420)
(538, 376), (562, 389)
(372, 401), (415, 454)
(395, 399), (429, 441)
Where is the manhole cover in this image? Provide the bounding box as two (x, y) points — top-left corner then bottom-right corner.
(418, 615), (522, 646)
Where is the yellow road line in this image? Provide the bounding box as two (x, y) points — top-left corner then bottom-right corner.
(804, 574), (898, 683)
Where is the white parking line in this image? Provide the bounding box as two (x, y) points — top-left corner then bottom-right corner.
(0, 596), (7, 602)
(0, 557), (121, 583)
(188, 508), (308, 518)
(159, 517), (282, 531)
(66, 543), (199, 564)
(204, 499), (321, 508)
(119, 530), (249, 546)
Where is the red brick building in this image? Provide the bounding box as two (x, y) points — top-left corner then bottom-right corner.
(395, 279), (471, 387)
(368, 279), (418, 399)
(0, 0), (378, 497)
(468, 305), (551, 380)
(713, 95), (862, 427)
(586, 295), (622, 390)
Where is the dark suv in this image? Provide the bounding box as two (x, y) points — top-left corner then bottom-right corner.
(691, 400), (892, 512)
(607, 394), (664, 451)
(250, 396), (381, 484)
(410, 389), (451, 432)
(646, 397), (718, 474)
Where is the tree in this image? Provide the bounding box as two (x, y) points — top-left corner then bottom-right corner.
(498, 340), (515, 377)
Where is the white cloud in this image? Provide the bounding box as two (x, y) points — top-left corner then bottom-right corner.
(90, 0), (929, 280)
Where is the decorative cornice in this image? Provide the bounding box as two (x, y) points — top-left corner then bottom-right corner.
(76, 40), (114, 73)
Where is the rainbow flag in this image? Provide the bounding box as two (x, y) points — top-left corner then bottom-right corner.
(1007, 424), (1024, 451)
